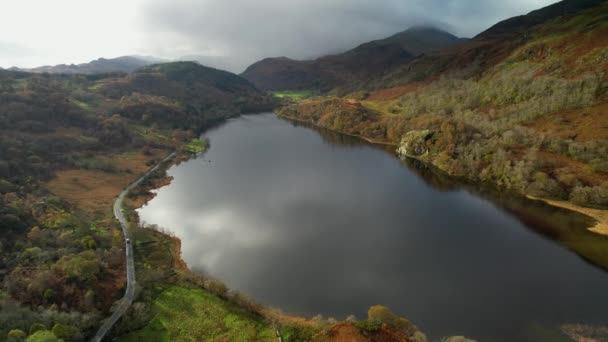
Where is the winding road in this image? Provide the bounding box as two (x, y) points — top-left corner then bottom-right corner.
(91, 152), (176, 342)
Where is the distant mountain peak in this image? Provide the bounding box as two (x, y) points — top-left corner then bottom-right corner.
(12, 55), (164, 75)
(353, 25), (466, 57)
(475, 0), (606, 40)
(242, 26), (467, 91)
(403, 25), (448, 33)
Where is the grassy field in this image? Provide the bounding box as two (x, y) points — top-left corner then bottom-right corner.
(46, 150), (167, 214)
(118, 286), (275, 342)
(182, 138), (209, 154)
(72, 99), (94, 111)
(271, 90), (317, 102)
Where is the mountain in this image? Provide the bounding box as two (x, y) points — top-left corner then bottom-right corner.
(178, 54), (247, 75)
(277, 0), (608, 211)
(476, 0), (606, 40)
(241, 57), (330, 91)
(241, 27), (467, 91)
(14, 55), (166, 75)
(356, 26), (469, 56)
(376, 0), (608, 90)
(96, 61), (275, 123)
(0, 60), (276, 339)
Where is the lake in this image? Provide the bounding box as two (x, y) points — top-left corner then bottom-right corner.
(138, 113), (608, 341)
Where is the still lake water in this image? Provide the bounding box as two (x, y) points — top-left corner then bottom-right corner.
(139, 113), (608, 341)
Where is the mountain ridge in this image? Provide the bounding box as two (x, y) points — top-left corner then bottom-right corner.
(241, 26), (466, 91)
(276, 0), (608, 212)
(12, 55), (168, 75)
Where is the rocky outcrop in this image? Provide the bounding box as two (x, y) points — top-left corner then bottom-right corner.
(397, 130), (433, 159)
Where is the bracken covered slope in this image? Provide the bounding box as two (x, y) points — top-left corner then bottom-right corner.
(278, 0), (608, 210)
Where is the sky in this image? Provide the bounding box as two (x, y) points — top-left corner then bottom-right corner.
(0, 0), (558, 73)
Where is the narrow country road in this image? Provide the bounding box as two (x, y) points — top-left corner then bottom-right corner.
(91, 151), (176, 342)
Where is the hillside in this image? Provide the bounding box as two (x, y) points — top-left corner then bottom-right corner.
(0, 62), (275, 340)
(277, 0), (608, 214)
(476, 0), (607, 40)
(96, 62), (275, 126)
(14, 56), (165, 75)
(0, 62), (430, 341)
(358, 26), (469, 56)
(241, 27), (466, 91)
(374, 0), (608, 90)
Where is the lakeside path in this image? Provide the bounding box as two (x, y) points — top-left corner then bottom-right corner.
(91, 151), (177, 342)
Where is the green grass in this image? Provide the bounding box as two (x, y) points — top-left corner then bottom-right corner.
(362, 98), (401, 116)
(182, 138), (209, 154)
(119, 287), (275, 342)
(279, 325), (321, 342)
(271, 90), (316, 102)
(12, 79), (27, 90)
(89, 82), (109, 91)
(72, 99), (93, 111)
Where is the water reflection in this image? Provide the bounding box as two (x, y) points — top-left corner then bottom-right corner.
(139, 113), (608, 342)
(295, 117), (608, 272)
(398, 156), (608, 272)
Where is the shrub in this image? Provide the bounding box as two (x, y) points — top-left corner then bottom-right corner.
(7, 329), (26, 342)
(526, 172), (565, 198)
(441, 337), (477, 342)
(280, 325), (319, 341)
(205, 279), (228, 298)
(25, 330), (61, 342)
(412, 331), (429, 342)
(354, 319), (382, 333)
(43, 289), (55, 302)
(0, 179), (14, 193)
(230, 292), (261, 313)
(23, 247), (43, 260)
(28, 324), (46, 335)
(367, 305), (417, 335)
(570, 183), (608, 207)
(52, 251), (99, 283)
(51, 324), (80, 341)
(591, 159), (608, 173)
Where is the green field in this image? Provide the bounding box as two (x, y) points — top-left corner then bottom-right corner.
(72, 99), (93, 111)
(119, 286), (275, 342)
(271, 90), (316, 102)
(182, 138), (209, 154)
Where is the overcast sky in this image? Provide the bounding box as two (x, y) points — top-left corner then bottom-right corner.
(0, 0), (557, 73)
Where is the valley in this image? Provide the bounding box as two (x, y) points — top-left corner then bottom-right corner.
(272, 1), (608, 216)
(1, 0), (608, 341)
(137, 113), (608, 341)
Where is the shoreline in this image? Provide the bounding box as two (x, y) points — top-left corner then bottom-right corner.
(277, 112), (398, 147)
(277, 112), (608, 237)
(528, 196), (608, 236)
(122, 114), (606, 340)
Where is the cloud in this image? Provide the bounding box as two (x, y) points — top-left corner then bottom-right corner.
(0, 41), (35, 67)
(0, 0), (147, 68)
(0, 41), (32, 57)
(140, 0), (558, 72)
(0, 0), (558, 71)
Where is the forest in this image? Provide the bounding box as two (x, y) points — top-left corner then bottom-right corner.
(0, 64), (274, 340)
